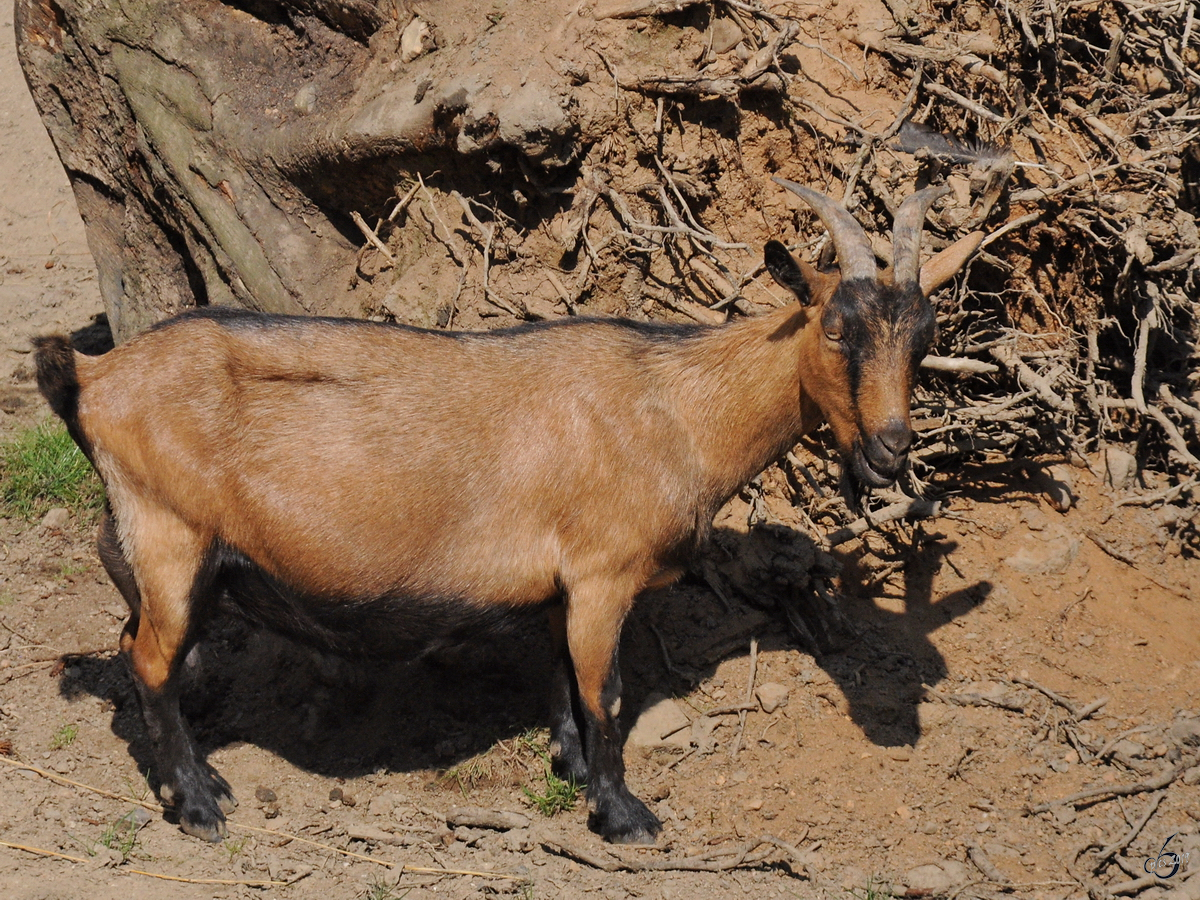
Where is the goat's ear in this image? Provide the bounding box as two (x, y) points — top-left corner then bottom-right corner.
(919, 230), (984, 296)
(764, 240), (822, 307)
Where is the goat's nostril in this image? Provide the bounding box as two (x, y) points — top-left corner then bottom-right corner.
(878, 420), (913, 456)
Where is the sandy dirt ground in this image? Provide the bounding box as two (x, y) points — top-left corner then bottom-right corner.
(1, 3), (1199, 900)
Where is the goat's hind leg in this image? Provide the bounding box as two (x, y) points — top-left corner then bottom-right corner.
(110, 506), (234, 841)
(546, 605), (588, 784)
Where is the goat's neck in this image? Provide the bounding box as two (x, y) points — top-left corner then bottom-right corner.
(664, 303), (818, 503)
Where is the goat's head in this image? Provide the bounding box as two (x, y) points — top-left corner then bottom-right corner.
(765, 178), (980, 492)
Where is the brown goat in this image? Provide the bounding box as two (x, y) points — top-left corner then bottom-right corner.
(34, 180), (981, 845)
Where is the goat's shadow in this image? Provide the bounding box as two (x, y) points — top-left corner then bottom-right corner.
(59, 517), (990, 795)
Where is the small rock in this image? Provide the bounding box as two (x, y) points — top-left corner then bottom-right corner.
(329, 787), (343, 802)
(711, 18), (743, 53)
(41, 507), (69, 530)
(446, 807), (531, 831)
(368, 793), (398, 817)
(502, 828), (535, 853)
(292, 84), (316, 115)
(1045, 465), (1075, 512)
(1112, 739), (1147, 759)
(341, 793), (357, 808)
(264, 802), (280, 819)
(255, 786), (278, 804)
(903, 863), (954, 895)
(743, 798), (763, 812)
(940, 860), (973, 884)
(888, 746), (913, 762)
(756, 682), (789, 713)
(895, 805), (913, 820)
(1183, 767), (1200, 786)
(1004, 534), (1081, 575)
(1048, 759), (1071, 773)
(1054, 805), (1077, 826)
(400, 17), (435, 63)
(1105, 446), (1138, 490)
(347, 824), (399, 845)
(627, 693), (691, 747)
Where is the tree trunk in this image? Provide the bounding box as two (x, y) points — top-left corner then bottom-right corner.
(15, 0), (608, 341)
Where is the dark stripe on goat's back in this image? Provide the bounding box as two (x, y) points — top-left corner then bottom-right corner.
(209, 542), (546, 660)
(147, 305), (708, 345)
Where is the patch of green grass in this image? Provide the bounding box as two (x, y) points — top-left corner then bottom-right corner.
(49, 722), (79, 751)
(99, 810), (142, 862)
(0, 420), (102, 519)
(845, 876), (896, 900)
(222, 834), (249, 861)
(361, 874), (411, 900)
(440, 758), (492, 798)
(58, 561), (88, 579)
(519, 733), (582, 818)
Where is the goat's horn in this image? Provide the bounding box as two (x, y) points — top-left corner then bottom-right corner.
(891, 185), (951, 287)
(772, 177), (877, 282)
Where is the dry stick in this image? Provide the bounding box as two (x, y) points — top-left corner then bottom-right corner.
(920, 355), (1001, 375)
(1160, 385), (1200, 429)
(1092, 790), (1167, 871)
(541, 835), (775, 873)
(1109, 874), (1177, 895)
(966, 839), (1011, 884)
(350, 211), (396, 263)
(1115, 478), (1198, 509)
(451, 191), (523, 318)
(1013, 676), (1081, 719)
(989, 344), (1075, 413)
(731, 638), (759, 757)
(416, 175), (466, 266)
(0, 756), (517, 879)
(1146, 405), (1200, 469)
(1094, 725), (1158, 764)
(923, 81), (1008, 124)
(1028, 760), (1190, 814)
(388, 180), (422, 223)
(825, 498), (941, 549)
(1131, 296), (1157, 413)
(0, 838), (287, 886)
(1088, 530), (1193, 600)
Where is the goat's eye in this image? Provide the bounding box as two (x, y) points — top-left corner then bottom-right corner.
(824, 327), (843, 343)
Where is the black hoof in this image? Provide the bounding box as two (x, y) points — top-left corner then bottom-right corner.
(206, 765), (238, 814)
(589, 789), (662, 845)
(180, 814), (227, 843)
(164, 764), (235, 842)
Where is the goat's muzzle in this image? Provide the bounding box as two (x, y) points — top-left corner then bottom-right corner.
(852, 419), (913, 488)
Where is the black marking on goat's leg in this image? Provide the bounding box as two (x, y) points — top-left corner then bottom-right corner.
(580, 647), (661, 844)
(128, 670), (235, 842)
(547, 606), (588, 783)
(123, 536), (236, 842)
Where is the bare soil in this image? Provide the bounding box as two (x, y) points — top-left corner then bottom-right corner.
(2, 2), (1200, 900)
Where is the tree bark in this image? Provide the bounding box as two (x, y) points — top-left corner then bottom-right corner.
(15, 0), (593, 341)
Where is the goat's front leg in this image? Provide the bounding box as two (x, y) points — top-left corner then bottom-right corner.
(566, 579), (661, 845)
(109, 507), (235, 841)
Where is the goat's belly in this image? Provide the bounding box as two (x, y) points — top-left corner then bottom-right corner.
(212, 545), (546, 658)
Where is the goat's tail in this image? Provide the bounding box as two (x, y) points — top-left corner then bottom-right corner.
(33, 335), (82, 426)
